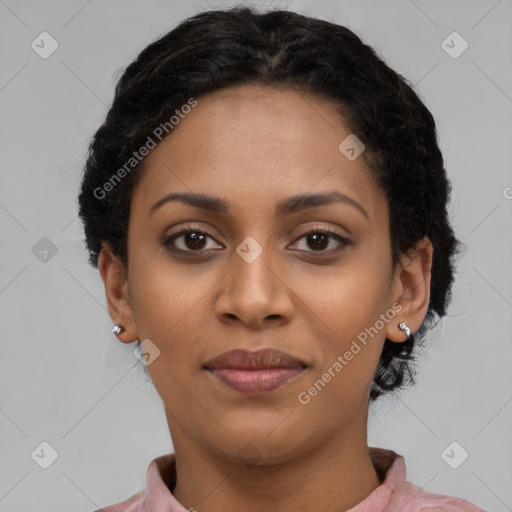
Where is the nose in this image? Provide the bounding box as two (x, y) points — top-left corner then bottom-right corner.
(214, 243), (295, 330)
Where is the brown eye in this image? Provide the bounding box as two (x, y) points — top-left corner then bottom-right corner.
(291, 228), (350, 256)
(164, 227), (222, 254)
(306, 232), (329, 251)
(181, 231), (207, 250)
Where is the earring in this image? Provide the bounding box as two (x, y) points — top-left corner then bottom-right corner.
(398, 322), (411, 340)
(112, 323), (125, 335)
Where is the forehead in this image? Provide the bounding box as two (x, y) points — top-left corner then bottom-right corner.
(131, 84), (385, 221)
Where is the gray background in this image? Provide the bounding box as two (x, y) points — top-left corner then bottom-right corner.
(1, 0), (511, 511)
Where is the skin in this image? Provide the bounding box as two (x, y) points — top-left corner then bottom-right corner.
(98, 84), (433, 512)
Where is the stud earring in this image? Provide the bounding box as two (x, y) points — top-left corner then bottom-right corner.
(398, 322), (411, 340)
(112, 323), (125, 335)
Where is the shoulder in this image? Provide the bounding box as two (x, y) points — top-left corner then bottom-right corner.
(90, 489), (144, 512)
(370, 448), (486, 512)
(89, 453), (179, 512)
(396, 481), (487, 511)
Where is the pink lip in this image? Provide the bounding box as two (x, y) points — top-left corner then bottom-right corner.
(209, 367), (306, 394)
(204, 348), (308, 395)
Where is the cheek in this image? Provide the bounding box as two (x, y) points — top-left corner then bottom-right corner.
(294, 260), (390, 393)
(296, 258), (390, 343)
(128, 248), (211, 339)
(296, 278), (387, 419)
(128, 250), (229, 379)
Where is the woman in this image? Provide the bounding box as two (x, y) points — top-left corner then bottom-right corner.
(78, 6), (485, 511)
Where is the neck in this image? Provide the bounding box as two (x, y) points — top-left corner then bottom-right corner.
(168, 411), (381, 512)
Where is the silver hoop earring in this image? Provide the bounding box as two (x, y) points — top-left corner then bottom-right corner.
(112, 323), (125, 335)
(398, 322), (411, 339)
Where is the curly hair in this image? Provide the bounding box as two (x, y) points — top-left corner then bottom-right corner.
(77, 5), (461, 401)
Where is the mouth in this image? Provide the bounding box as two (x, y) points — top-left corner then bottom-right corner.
(203, 348), (308, 395)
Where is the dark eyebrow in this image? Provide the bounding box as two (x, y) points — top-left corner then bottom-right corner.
(149, 190), (369, 221)
(275, 190), (369, 220)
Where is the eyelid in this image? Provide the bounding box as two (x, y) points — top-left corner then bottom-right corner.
(164, 223), (350, 256)
(164, 224), (224, 249)
(292, 223), (350, 242)
(288, 226), (351, 254)
(165, 222), (350, 241)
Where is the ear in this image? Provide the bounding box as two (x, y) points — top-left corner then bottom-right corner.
(386, 236), (433, 343)
(98, 242), (138, 344)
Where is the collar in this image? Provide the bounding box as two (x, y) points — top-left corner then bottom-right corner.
(131, 447), (403, 512)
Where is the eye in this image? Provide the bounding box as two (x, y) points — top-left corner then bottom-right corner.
(164, 226), (223, 254)
(290, 227), (350, 256)
(164, 225), (350, 257)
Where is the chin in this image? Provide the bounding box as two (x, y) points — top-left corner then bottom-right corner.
(215, 430), (313, 466)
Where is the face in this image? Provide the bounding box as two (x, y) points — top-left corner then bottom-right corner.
(100, 84), (431, 465)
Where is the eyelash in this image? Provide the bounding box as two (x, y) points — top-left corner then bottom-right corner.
(163, 224), (350, 258)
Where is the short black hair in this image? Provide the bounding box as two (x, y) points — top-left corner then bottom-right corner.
(78, 5), (461, 401)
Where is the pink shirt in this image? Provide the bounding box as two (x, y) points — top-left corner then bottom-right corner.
(93, 447), (486, 511)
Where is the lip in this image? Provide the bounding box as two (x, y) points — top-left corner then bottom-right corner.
(204, 349), (308, 395)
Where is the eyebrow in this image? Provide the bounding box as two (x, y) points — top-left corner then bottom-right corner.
(149, 190), (369, 221)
